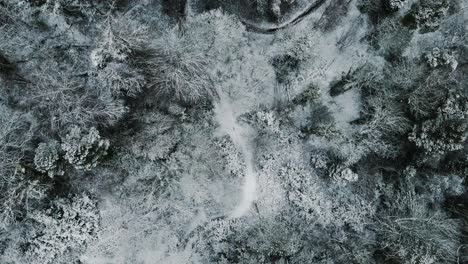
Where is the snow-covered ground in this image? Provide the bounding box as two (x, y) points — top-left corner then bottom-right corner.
(214, 91), (258, 219)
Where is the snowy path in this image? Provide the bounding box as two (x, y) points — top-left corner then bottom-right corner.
(186, 0), (326, 33)
(241, 0), (327, 33)
(214, 95), (257, 219)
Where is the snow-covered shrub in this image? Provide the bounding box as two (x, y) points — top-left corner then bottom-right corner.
(255, 110), (281, 134)
(0, 0), (45, 24)
(280, 165), (324, 223)
(373, 17), (413, 59)
(146, 28), (214, 104)
(322, 137), (368, 168)
(215, 136), (245, 177)
(136, 132), (180, 162)
(410, 0), (450, 32)
(166, 103), (187, 120)
(329, 165), (359, 186)
(409, 94), (467, 155)
(96, 62), (146, 97)
(304, 103), (338, 138)
(293, 83), (321, 105)
(271, 35), (314, 85)
(25, 193), (100, 264)
(310, 150), (329, 170)
(281, 164), (373, 230)
(272, 53), (301, 84)
(34, 140), (63, 177)
(441, 149), (468, 175)
(61, 126), (109, 170)
(422, 173), (465, 203)
(388, 0), (407, 10)
(424, 47), (458, 70)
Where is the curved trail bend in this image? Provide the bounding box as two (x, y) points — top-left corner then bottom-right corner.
(241, 0), (327, 33)
(214, 96), (257, 219)
(185, 0), (327, 33)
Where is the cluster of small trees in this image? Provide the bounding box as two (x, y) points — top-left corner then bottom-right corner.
(0, 1), (136, 262)
(409, 93), (467, 156)
(24, 193), (100, 264)
(33, 126), (109, 176)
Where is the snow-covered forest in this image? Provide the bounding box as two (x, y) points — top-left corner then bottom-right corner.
(0, 0), (467, 263)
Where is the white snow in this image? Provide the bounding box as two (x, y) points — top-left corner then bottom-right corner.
(214, 94), (257, 219)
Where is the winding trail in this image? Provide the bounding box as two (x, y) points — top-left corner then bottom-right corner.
(214, 95), (257, 219)
(185, 0), (327, 33)
(182, 0), (329, 218)
(241, 0), (327, 33)
(178, 94), (258, 249)
(204, 0), (330, 219)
